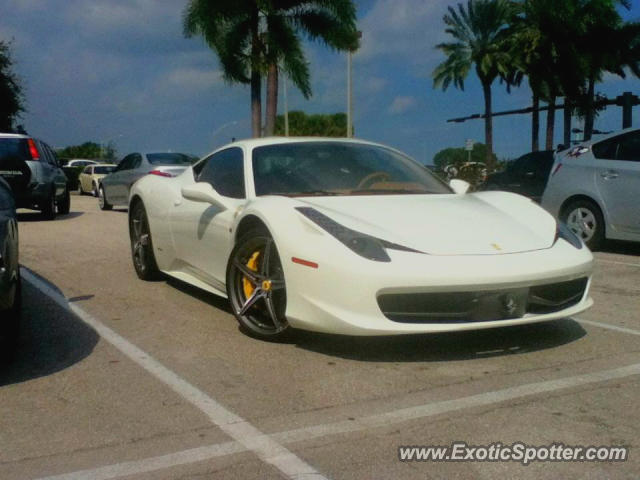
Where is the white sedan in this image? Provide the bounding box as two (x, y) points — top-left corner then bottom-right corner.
(128, 138), (593, 340)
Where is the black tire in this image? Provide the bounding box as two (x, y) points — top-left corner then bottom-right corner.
(99, 185), (112, 211)
(129, 201), (161, 280)
(0, 272), (21, 360)
(226, 228), (289, 340)
(41, 188), (56, 220)
(78, 181), (84, 195)
(57, 187), (70, 215)
(561, 199), (605, 251)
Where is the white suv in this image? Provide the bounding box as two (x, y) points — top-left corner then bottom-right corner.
(541, 128), (640, 250)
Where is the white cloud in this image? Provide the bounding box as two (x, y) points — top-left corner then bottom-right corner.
(357, 0), (447, 65)
(388, 96), (417, 115)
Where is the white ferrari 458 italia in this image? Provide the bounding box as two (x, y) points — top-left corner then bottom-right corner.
(128, 137), (593, 339)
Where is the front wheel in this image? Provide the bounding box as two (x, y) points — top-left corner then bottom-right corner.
(226, 229), (289, 340)
(99, 185), (112, 211)
(561, 199), (605, 250)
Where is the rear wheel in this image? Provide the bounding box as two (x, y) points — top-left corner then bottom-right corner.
(41, 188), (56, 220)
(129, 201), (161, 280)
(99, 185), (112, 211)
(57, 187), (70, 215)
(226, 229), (289, 340)
(92, 182), (99, 197)
(561, 199), (605, 250)
(78, 181), (84, 195)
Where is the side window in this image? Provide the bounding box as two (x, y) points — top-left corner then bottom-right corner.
(592, 137), (619, 160)
(131, 153), (142, 169)
(197, 147), (245, 199)
(118, 155), (134, 171)
(83, 166), (92, 174)
(616, 131), (640, 162)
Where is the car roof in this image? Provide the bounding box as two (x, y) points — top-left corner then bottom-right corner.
(0, 133), (29, 139)
(225, 136), (387, 149)
(574, 126), (640, 147)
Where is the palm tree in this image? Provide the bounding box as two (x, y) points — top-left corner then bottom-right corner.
(184, 0), (358, 138)
(263, 0), (359, 136)
(433, 0), (516, 172)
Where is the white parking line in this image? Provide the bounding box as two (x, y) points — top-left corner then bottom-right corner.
(596, 259), (640, 268)
(22, 269), (328, 480)
(35, 359), (640, 480)
(576, 318), (640, 336)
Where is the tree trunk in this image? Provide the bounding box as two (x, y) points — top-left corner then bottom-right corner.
(545, 96), (556, 150)
(583, 76), (595, 141)
(563, 101), (572, 149)
(532, 92), (540, 152)
(482, 80), (495, 172)
(250, 12), (262, 138)
(265, 63), (278, 136)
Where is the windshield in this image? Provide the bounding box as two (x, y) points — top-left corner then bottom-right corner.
(94, 166), (115, 174)
(147, 153), (195, 166)
(252, 142), (451, 196)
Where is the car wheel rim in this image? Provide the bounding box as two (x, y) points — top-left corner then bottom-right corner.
(567, 207), (596, 242)
(131, 207), (149, 274)
(229, 237), (287, 334)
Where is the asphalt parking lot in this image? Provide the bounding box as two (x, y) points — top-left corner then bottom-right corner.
(1, 194), (639, 480)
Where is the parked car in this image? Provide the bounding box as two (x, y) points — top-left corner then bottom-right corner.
(0, 177), (20, 351)
(0, 133), (70, 219)
(480, 150), (554, 202)
(542, 128), (640, 250)
(99, 152), (195, 210)
(78, 164), (116, 196)
(128, 137), (592, 341)
(66, 159), (98, 168)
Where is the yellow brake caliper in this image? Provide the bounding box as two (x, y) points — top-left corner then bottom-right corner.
(242, 251), (261, 299)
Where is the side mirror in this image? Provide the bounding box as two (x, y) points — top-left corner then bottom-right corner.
(449, 178), (470, 195)
(181, 183), (228, 210)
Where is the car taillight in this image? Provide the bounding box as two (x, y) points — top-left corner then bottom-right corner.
(148, 170), (172, 177)
(27, 138), (40, 160)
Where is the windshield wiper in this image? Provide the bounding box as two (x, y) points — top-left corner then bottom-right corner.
(274, 190), (344, 197)
(350, 188), (432, 195)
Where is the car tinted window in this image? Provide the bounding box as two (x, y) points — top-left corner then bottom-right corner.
(197, 147), (245, 198)
(83, 166), (92, 173)
(0, 138), (29, 162)
(131, 154), (142, 169)
(118, 155), (135, 171)
(94, 165), (115, 174)
(592, 137), (619, 160)
(616, 131), (640, 161)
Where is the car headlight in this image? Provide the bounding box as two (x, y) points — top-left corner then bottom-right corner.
(295, 207), (421, 262)
(555, 222), (583, 249)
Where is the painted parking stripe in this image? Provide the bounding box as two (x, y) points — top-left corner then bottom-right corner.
(577, 318), (640, 336)
(22, 269), (328, 480)
(34, 350), (640, 478)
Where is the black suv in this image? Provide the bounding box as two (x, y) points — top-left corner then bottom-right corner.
(0, 133), (70, 219)
(480, 150), (555, 203)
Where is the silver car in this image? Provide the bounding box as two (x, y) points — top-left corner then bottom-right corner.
(541, 127), (640, 250)
(99, 152), (194, 210)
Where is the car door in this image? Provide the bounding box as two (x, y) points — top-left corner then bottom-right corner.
(80, 165), (91, 192)
(170, 147), (246, 289)
(593, 130), (640, 234)
(106, 154), (137, 204)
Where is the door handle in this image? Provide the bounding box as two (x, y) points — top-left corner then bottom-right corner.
(600, 170), (619, 180)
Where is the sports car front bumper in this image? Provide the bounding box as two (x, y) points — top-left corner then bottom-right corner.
(283, 239), (594, 335)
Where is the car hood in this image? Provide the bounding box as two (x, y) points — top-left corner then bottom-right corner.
(295, 192), (556, 255)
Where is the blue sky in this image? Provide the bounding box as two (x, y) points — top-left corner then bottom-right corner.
(2, 0), (640, 164)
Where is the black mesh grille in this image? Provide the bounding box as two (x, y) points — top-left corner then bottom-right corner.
(378, 277), (588, 324)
